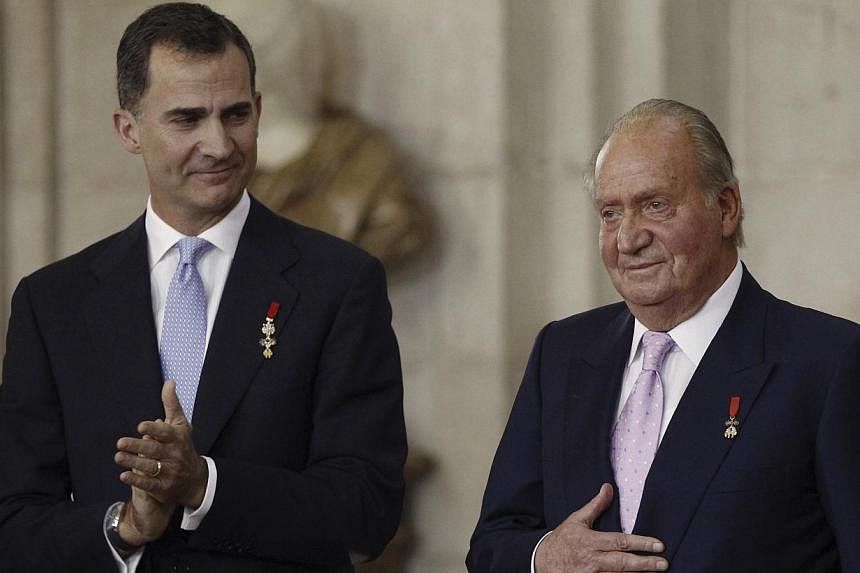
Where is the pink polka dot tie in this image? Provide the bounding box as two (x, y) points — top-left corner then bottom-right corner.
(611, 330), (674, 533)
(160, 237), (212, 421)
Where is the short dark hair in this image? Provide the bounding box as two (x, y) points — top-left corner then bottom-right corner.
(116, 2), (256, 114)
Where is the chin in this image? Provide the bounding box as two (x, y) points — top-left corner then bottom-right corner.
(616, 282), (672, 307)
(193, 183), (243, 203)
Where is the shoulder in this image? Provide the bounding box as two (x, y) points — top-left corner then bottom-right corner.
(543, 301), (630, 342)
(766, 295), (860, 355)
(17, 218), (143, 297)
(246, 197), (384, 287)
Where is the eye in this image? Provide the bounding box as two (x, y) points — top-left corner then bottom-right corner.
(172, 115), (199, 127)
(225, 108), (252, 124)
(601, 208), (621, 224)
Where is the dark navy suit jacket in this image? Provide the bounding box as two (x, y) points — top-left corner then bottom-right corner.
(0, 198), (406, 572)
(468, 269), (860, 572)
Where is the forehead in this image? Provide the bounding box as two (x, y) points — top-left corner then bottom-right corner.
(595, 118), (697, 199)
(143, 42), (253, 108)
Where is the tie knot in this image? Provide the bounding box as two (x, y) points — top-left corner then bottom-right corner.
(176, 237), (212, 265)
(641, 331), (674, 371)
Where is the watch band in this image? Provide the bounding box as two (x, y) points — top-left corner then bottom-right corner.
(105, 501), (143, 555)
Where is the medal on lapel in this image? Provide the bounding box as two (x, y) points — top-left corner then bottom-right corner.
(723, 395), (741, 439)
(259, 301), (281, 359)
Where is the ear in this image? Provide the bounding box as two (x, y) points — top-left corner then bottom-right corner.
(253, 91), (263, 133)
(717, 181), (742, 239)
(113, 108), (142, 154)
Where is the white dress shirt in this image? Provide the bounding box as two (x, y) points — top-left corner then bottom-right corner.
(531, 259), (743, 571)
(108, 191), (250, 572)
(615, 259), (743, 442)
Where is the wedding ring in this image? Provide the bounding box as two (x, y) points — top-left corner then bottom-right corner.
(150, 460), (162, 478)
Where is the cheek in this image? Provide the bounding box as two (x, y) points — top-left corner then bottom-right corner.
(236, 133), (258, 157)
(148, 138), (191, 169)
(661, 223), (719, 275)
(598, 231), (618, 265)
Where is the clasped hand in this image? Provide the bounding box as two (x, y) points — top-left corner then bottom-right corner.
(534, 484), (669, 573)
(113, 380), (208, 545)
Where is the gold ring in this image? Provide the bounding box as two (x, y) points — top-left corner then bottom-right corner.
(150, 460), (162, 478)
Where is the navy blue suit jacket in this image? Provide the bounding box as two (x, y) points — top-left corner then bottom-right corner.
(468, 269), (860, 572)
(0, 198), (406, 572)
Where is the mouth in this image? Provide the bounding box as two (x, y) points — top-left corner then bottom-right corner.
(192, 165), (237, 183)
(622, 261), (663, 272)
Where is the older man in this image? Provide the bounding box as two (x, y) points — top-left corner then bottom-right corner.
(0, 3), (405, 571)
(468, 99), (860, 572)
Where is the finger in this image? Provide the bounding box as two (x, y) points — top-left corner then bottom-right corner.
(120, 470), (165, 497)
(116, 436), (161, 458)
(594, 530), (666, 554)
(598, 550), (669, 572)
(161, 380), (187, 425)
(138, 419), (176, 441)
(589, 530), (666, 555)
(114, 451), (162, 476)
(570, 483), (614, 528)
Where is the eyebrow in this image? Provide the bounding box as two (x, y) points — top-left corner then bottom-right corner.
(597, 185), (667, 206)
(220, 101), (253, 117)
(162, 101), (253, 121)
(163, 107), (207, 121)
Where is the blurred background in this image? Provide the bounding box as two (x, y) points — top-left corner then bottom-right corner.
(1, 1), (859, 571)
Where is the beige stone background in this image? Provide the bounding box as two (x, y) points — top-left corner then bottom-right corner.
(1, 1), (859, 571)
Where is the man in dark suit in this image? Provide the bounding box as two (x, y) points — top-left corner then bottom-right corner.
(467, 99), (860, 572)
(0, 3), (406, 571)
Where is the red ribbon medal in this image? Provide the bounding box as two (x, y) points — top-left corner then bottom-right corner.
(259, 301), (280, 359)
(723, 395), (741, 439)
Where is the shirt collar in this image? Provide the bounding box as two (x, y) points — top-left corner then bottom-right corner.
(145, 190), (250, 268)
(627, 259), (744, 368)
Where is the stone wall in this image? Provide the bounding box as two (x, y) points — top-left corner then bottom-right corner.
(2, 1), (859, 570)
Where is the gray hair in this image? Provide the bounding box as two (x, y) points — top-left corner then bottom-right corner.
(585, 98), (744, 247)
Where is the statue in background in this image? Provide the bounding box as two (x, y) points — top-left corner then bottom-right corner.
(214, 0), (430, 270)
(252, 108), (429, 269)
(207, 2), (434, 571)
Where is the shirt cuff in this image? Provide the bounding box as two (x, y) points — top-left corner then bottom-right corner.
(181, 455), (217, 530)
(103, 503), (144, 573)
(531, 530), (553, 573)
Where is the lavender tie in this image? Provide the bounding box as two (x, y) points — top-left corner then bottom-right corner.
(611, 330), (674, 533)
(160, 237), (213, 421)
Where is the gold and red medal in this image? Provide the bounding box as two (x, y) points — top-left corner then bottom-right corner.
(259, 301), (280, 359)
(723, 395), (741, 439)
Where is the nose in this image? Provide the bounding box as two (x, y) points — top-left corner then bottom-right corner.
(197, 120), (234, 160)
(616, 214), (651, 254)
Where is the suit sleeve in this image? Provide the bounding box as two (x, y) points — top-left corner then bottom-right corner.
(0, 279), (117, 572)
(466, 325), (551, 572)
(815, 333), (860, 571)
(188, 256), (406, 566)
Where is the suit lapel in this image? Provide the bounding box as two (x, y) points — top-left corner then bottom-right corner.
(564, 308), (632, 532)
(634, 270), (775, 558)
(84, 217), (165, 429)
(191, 200), (299, 455)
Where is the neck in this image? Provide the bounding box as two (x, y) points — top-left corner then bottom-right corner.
(150, 196), (241, 237)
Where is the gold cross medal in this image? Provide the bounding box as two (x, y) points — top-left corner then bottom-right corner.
(723, 395), (741, 439)
(259, 301), (281, 359)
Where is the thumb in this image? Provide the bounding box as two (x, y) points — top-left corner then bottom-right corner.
(161, 380), (187, 425)
(571, 483), (614, 529)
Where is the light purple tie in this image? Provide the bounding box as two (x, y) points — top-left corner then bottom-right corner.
(611, 330), (674, 533)
(160, 237), (212, 421)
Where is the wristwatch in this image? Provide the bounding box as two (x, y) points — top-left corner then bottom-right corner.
(105, 501), (143, 555)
